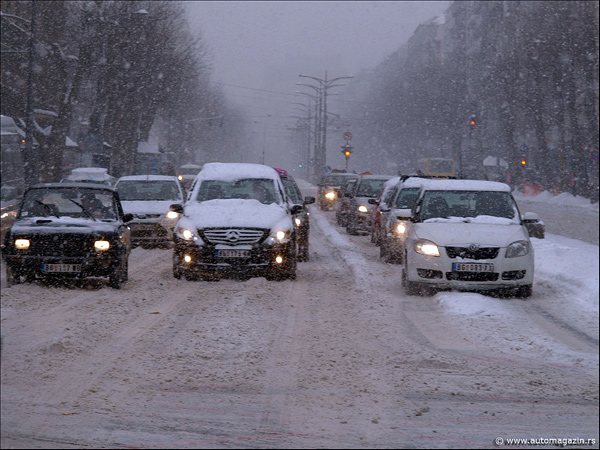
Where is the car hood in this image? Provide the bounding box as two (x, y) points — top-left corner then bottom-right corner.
(9, 217), (120, 235)
(121, 200), (176, 215)
(414, 221), (527, 247)
(181, 199), (293, 231)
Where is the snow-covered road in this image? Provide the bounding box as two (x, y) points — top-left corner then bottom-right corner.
(1, 183), (598, 449)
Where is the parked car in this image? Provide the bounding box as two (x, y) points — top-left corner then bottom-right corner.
(344, 174), (393, 235)
(317, 172), (358, 211)
(61, 167), (116, 186)
(336, 178), (358, 227)
(378, 176), (432, 263)
(115, 175), (185, 248)
(400, 179), (536, 298)
(170, 162), (303, 281)
(277, 169), (315, 262)
(1, 183), (132, 288)
(369, 176), (401, 245)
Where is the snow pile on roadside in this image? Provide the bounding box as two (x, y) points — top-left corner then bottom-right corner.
(513, 189), (599, 211)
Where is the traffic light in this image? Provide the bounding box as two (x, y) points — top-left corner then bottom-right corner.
(520, 158), (527, 166)
(341, 144), (353, 159)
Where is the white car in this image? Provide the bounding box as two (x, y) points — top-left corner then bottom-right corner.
(401, 179), (536, 298)
(115, 175), (185, 248)
(170, 162), (303, 281)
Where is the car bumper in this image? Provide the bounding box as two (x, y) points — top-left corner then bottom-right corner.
(174, 239), (296, 276)
(405, 251), (534, 291)
(128, 220), (175, 246)
(3, 254), (123, 278)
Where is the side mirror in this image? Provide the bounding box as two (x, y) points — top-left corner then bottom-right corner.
(303, 196), (315, 205)
(291, 205), (304, 215)
(368, 198), (378, 205)
(344, 192), (353, 198)
(170, 204), (184, 214)
(123, 213), (134, 223)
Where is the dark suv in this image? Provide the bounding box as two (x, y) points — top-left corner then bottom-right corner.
(279, 173), (315, 262)
(2, 183), (132, 288)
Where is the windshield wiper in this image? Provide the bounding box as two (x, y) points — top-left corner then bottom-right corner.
(68, 198), (96, 221)
(34, 200), (60, 218)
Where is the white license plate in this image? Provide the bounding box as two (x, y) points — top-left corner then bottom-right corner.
(452, 262), (494, 272)
(42, 263), (82, 273)
(216, 249), (251, 258)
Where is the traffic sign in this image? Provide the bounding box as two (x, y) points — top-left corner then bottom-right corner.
(591, 150), (599, 161)
(343, 131), (352, 141)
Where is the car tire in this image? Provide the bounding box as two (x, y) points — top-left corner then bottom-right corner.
(515, 284), (532, 298)
(6, 266), (22, 286)
(346, 219), (358, 235)
(402, 267), (423, 296)
(108, 262), (124, 289)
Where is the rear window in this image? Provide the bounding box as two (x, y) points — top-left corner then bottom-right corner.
(117, 180), (181, 201)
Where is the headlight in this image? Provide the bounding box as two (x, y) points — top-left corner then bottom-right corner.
(15, 239), (30, 250)
(177, 228), (195, 240)
(414, 239), (440, 257)
(357, 205), (369, 213)
(166, 211), (179, 220)
(325, 191), (335, 200)
(94, 240), (110, 251)
(294, 218), (302, 227)
(505, 240), (530, 258)
(265, 229), (292, 245)
(395, 222), (407, 235)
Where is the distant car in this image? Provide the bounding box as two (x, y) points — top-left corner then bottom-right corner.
(177, 164), (202, 191)
(170, 162), (303, 281)
(317, 173), (358, 211)
(378, 176), (430, 263)
(336, 178), (358, 227)
(278, 171), (315, 262)
(62, 167), (116, 186)
(344, 174), (393, 235)
(369, 176), (401, 245)
(115, 175), (185, 248)
(400, 179), (536, 298)
(1, 183), (132, 288)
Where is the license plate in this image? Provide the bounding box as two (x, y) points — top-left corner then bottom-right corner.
(216, 249), (251, 258)
(42, 263), (82, 273)
(452, 262), (494, 272)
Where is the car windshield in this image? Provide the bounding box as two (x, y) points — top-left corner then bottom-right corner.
(20, 188), (117, 220)
(394, 188), (419, 209)
(321, 174), (355, 186)
(282, 179), (303, 204)
(196, 178), (280, 205)
(117, 180), (181, 201)
(420, 190), (518, 221)
(356, 179), (387, 197)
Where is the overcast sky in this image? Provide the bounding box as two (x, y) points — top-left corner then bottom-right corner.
(183, 1), (452, 167)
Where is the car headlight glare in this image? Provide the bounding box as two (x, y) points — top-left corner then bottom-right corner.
(276, 230), (286, 240)
(414, 239), (440, 257)
(395, 222), (407, 235)
(166, 211), (179, 219)
(506, 240), (530, 258)
(325, 191), (335, 200)
(294, 218), (302, 227)
(15, 239), (30, 250)
(358, 205), (369, 213)
(94, 240), (110, 251)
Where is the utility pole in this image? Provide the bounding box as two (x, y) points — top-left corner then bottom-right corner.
(297, 72), (353, 182)
(24, 0), (38, 187)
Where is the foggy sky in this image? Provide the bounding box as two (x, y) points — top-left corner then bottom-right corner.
(184, 1), (451, 168)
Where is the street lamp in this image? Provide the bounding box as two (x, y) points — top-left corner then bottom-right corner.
(297, 72), (353, 181)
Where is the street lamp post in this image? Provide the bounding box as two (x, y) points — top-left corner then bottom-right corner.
(298, 72), (353, 182)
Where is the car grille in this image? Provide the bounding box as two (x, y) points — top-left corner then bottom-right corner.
(445, 246), (499, 260)
(26, 234), (96, 257)
(201, 228), (266, 245)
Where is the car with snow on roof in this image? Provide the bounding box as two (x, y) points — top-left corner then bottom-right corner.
(1, 183), (132, 288)
(170, 162), (303, 281)
(115, 175), (185, 248)
(400, 179), (537, 297)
